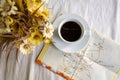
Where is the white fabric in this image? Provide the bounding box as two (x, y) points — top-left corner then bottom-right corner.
(0, 0), (120, 80)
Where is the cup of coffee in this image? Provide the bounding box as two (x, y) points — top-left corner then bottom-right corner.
(58, 18), (84, 43)
(53, 14), (91, 53)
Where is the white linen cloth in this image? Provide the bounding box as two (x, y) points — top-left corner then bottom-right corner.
(0, 0), (120, 80)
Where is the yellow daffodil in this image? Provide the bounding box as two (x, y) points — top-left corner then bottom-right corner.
(28, 29), (43, 45)
(20, 40), (35, 54)
(43, 23), (54, 38)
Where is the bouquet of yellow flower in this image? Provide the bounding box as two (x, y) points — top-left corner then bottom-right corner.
(0, 0), (54, 55)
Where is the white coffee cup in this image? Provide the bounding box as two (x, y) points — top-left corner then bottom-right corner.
(58, 17), (84, 43)
(52, 14), (91, 53)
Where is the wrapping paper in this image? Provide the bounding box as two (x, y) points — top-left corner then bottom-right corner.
(36, 28), (120, 80)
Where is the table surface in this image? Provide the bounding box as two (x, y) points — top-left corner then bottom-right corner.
(0, 0), (120, 80)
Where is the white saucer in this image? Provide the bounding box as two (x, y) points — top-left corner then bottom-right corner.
(52, 14), (91, 53)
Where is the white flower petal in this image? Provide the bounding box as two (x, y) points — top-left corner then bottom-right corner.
(43, 23), (54, 38)
(20, 42), (35, 54)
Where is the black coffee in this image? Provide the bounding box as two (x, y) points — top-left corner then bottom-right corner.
(60, 21), (82, 42)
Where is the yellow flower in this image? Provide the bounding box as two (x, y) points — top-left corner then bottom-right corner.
(0, 0), (53, 56)
(26, 0), (48, 12)
(26, 0), (41, 13)
(43, 23), (54, 38)
(4, 16), (13, 29)
(26, 0), (49, 20)
(20, 40), (35, 54)
(28, 29), (43, 45)
(35, 5), (49, 19)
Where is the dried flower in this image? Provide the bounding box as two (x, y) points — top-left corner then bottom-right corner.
(20, 40), (35, 54)
(0, 0), (18, 17)
(0, 0), (54, 55)
(27, 29), (43, 45)
(43, 23), (54, 39)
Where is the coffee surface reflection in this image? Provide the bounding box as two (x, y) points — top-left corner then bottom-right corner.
(60, 21), (82, 42)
